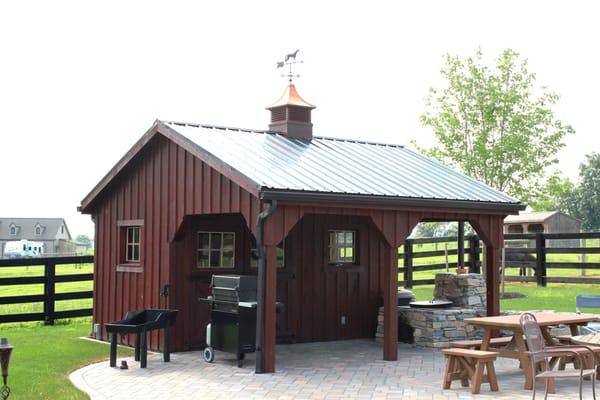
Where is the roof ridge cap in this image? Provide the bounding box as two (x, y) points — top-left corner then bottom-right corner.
(313, 135), (405, 148)
(162, 120), (406, 147)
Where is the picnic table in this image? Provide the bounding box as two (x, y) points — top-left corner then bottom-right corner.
(571, 333), (600, 346)
(464, 312), (599, 390)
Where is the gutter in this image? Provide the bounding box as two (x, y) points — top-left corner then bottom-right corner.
(260, 190), (525, 213)
(254, 199), (278, 374)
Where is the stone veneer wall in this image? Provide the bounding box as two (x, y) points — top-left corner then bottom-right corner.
(376, 306), (485, 347)
(375, 273), (488, 347)
(433, 273), (486, 310)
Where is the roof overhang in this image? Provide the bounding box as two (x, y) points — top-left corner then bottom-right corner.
(260, 189), (526, 214)
(78, 120), (262, 214)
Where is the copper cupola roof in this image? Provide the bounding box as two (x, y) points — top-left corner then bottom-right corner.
(266, 83), (316, 110)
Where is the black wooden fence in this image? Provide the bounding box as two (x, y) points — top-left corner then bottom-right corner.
(0, 255), (94, 324)
(398, 235), (481, 288)
(398, 232), (600, 288)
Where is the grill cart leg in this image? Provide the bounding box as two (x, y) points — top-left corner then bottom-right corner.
(134, 334), (141, 362)
(237, 353), (244, 368)
(163, 326), (171, 362)
(109, 332), (117, 367)
(140, 330), (148, 368)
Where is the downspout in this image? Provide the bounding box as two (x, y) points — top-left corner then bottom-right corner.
(255, 199), (278, 374)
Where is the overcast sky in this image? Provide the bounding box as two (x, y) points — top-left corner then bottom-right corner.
(1, 1), (598, 238)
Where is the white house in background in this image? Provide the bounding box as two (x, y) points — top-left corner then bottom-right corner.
(0, 218), (72, 258)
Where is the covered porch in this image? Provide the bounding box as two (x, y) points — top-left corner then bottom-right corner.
(167, 201), (508, 374)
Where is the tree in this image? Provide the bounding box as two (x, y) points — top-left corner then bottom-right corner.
(530, 174), (575, 212)
(419, 49), (574, 203)
(75, 234), (92, 247)
(570, 153), (600, 231)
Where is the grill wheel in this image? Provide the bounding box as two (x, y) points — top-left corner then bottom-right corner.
(203, 347), (215, 363)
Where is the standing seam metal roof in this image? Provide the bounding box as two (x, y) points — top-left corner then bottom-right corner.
(162, 121), (520, 205)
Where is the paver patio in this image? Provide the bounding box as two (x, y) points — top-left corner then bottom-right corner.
(70, 339), (595, 399)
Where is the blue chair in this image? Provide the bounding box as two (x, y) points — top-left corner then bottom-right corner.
(576, 295), (600, 334)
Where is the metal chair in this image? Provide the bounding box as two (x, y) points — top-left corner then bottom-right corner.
(576, 296), (600, 334)
(519, 312), (597, 400)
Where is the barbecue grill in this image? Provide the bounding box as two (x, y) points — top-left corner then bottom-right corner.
(201, 275), (259, 367)
(105, 309), (177, 369)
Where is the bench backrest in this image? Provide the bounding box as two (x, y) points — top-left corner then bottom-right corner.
(576, 295), (600, 313)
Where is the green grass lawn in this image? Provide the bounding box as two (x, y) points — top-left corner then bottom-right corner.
(411, 282), (600, 313)
(0, 321), (132, 400)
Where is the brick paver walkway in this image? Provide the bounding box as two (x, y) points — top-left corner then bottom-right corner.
(70, 340), (595, 399)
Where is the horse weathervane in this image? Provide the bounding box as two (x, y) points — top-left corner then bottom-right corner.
(276, 49), (302, 82)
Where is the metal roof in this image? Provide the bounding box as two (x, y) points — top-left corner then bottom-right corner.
(266, 83), (316, 109)
(0, 218), (71, 241)
(162, 121), (521, 207)
(505, 211), (578, 224)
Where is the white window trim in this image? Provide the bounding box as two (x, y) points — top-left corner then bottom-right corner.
(9, 224), (17, 236)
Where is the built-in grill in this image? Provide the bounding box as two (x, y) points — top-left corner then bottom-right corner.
(201, 275), (258, 367)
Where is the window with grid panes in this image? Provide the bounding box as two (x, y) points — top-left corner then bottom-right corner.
(197, 232), (235, 268)
(328, 230), (355, 264)
(125, 226), (141, 262)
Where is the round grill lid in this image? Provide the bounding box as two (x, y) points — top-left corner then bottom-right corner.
(409, 300), (453, 309)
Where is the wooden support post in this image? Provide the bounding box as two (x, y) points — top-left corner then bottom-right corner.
(262, 244), (277, 372)
(44, 261), (56, 325)
(384, 245), (398, 361)
(535, 233), (547, 287)
(485, 245), (500, 317)
(469, 235), (481, 274)
(458, 221), (465, 268)
(403, 240), (413, 289)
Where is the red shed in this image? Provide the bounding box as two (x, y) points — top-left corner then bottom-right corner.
(79, 83), (524, 373)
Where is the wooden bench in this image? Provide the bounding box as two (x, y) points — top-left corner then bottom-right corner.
(451, 336), (513, 349)
(442, 348), (499, 394)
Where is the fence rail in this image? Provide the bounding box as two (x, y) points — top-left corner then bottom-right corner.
(398, 232), (600, 288)
(0, 255), (94, 324)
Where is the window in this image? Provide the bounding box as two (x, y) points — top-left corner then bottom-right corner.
(126, 226), (141, 262)
(527, 223), (545, 233)
(9, 224), (17, 236)
(507, 224), (523, 234)
(61, 225), (64, 234)
(35, 225), (42, 235)
(117, 220), (144, 270)
(197, 232), (235, 268)
(250, 239), (285, 268)
(328, 230), (356, 264)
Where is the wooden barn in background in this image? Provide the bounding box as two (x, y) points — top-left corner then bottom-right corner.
(79, 83), (524, 373)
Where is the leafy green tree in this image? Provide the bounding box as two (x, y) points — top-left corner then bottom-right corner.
(570, 153), (600, 231)
(419, 49), (574, 203)
(75, 234), (91, 247)
(530, 174), (575, 212)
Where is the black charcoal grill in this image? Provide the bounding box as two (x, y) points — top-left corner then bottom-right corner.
(105, 309), (177, 368)
(201, 275), (259, 367)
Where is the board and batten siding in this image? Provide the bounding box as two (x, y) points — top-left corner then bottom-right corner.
(92, 134), (260, 351)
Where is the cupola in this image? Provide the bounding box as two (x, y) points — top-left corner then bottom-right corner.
(266, 83), (316, 140)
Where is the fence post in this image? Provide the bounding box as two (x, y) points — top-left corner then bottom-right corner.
(535, 233), (547, 287)
(403, 240), (413, 289)
(44, 261), (56, 325)
(469, 235), (481, 274)
(457, 221), (465, 268)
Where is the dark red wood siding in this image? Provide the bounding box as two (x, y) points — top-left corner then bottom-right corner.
(91, 134), (260, 351)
